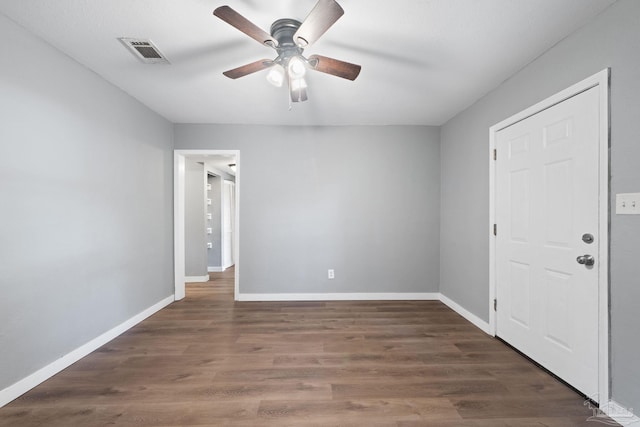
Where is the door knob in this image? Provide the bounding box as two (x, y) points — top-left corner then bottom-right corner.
(576, 255), (595, 266)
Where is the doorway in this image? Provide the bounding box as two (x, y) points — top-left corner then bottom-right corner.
(174, 150), (240, 301)
(489, 69), (609, 402)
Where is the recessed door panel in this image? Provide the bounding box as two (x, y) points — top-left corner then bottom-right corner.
(544, 160), (573, 247)
(509, 261), (531, 328)
(509, 133), (530, 157)
(510, 169), (530, 243)
(543, 269), (572, 351)
(543, 117), (573, 147)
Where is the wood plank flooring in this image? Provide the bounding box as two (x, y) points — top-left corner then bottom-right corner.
(0, 268), (618, 426)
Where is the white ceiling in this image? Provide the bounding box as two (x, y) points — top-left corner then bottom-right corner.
(203, 154), (237, 177)
(0, 0), (616, 126)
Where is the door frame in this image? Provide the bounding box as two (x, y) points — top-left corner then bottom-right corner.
(221, 179), (236, 270)
(488, 69), (610, 403)
(174, 149), (240, 301)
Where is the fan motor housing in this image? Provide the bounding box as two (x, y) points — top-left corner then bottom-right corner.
(270, 19), (302, 48)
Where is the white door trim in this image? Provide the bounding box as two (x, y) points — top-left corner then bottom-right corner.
(174, 149), (240, 301)
(174, 153), (186, 300)
(489, 69), (609, 403)
(222, 179), (236, 270)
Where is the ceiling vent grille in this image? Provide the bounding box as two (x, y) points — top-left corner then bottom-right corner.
(119, 38), (169, 64)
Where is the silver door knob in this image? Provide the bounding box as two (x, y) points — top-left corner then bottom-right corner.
(577, 255), (595, 266)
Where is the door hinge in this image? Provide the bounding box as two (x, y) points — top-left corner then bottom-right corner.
(493, 224), (497, 236)
(494, 299), (497, 311)
(493, 149), (497, 160)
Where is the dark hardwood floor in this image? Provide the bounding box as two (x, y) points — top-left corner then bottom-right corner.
(0, 268), (617, 426)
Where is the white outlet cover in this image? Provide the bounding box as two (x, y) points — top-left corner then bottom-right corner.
(616, 193), (640, 215)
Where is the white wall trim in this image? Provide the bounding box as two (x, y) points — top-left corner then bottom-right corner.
(237, 292), (492, 335)
(208, 266), (224, 272)
(232, 154), (240, 299)
(599, 400), (640, 426)
(185, 275), (209, 283)
(222, 179), (236, 273)
(0, 291), (495, 409)
(488, 68), (610, 404)
(237, 292), (441, 302)
(0, 295), (173, 408)
(439, 294), (492, 335)
(174, 153), (186, 301)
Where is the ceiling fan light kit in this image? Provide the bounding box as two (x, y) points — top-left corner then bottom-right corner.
(213, 0), (361, 104)
(266, 64), (285, 88)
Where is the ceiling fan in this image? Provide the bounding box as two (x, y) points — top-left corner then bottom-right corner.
(213, 0), (361, 103)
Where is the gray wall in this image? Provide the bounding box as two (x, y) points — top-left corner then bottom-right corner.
(0, 14), (174, 391)
(440, 0), (640, 411)
(175, 125), (441, 294)
(184, 160), (207, 277)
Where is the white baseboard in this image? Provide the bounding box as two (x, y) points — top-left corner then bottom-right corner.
(236, 292), (440, 302)
(236, 291), (491, 335)
(207, 266), (224, 272)
(599, 400), (640, 426)
(438, 294), (492, 335)
(0, 291), (504, 409)
(0, 295), (174, 408)
(185, 275), (209, 283)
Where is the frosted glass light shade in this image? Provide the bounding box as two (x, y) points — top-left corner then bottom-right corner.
(266, 64), (285, 87)
(288, 56), (306, 79)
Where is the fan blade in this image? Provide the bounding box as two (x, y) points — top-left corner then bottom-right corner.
(308, 55), (361, 80)
(293, 0), (344, 47)
(223, 59), (274, 79)
(214, 6), (278, 48)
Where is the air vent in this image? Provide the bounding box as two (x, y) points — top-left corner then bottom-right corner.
(119, 38), (169, 64)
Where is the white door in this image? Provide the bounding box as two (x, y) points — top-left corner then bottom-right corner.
(222, 180), (235, 268)
(495, 86), (600, 397)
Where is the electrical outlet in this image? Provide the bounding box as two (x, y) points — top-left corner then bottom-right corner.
(207, 228), (212, 234)
(328, 269), (335, 279)
(616, 193), (640, 215)
(206, 242), (213, 249)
